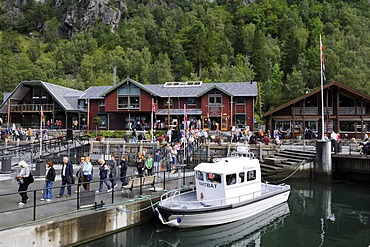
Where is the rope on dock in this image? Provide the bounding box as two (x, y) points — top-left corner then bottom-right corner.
(116, 195), (159, 214)
(264, 160), (306, 183)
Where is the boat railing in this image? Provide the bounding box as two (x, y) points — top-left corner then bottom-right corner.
(163, 184), (288, 209)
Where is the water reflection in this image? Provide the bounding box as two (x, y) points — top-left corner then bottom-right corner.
(78, 182), (370, 247)
(154, 202), (289, 247)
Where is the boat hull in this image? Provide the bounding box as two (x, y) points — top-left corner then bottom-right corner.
(155, 202), (290, 246)
(156, 185), (290, 228)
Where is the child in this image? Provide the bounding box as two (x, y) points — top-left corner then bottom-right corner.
(145, 153), (153, 176)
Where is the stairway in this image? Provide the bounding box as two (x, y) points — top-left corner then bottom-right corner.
(261, 148), (316, 177)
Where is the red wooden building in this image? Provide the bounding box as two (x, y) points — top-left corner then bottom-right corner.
(81, 78), (257, 132)
(0, 79), (257, 132)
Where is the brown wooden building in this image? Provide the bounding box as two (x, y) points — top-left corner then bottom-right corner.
(264, 81), (370, 139)
(0, 80), (83, 129)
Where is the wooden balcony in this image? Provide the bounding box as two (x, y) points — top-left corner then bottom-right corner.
(338, 107), (366, 115)
(10, 104), (62, 112)
(293, 106), (365, 116)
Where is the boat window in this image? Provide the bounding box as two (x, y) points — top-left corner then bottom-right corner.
(226, 174), (237, 185)
(239, 172), (245, 183)
(206, 173), (221, 183)
(247, 170), (256, 181)
(196, 171), (204, 181)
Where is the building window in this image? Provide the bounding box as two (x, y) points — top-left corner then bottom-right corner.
(275, 121), (291, 131)
(164, 98), (173, 108)
(305, 121), (317, 131)
(188, 98), (196, 105)
(340, 121), (355, 132)
(117, 84), (140, 109)
(209, 92), (222, 105)
(235, 98), (245, 104)
(235, 115), (245, 128)
(98, 100), (105, 106)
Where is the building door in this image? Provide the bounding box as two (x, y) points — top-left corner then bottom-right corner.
(221, 116), (228, 131)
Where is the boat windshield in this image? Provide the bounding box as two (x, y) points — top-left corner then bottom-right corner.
(206, 173), (221, 183)
(196, 170), (204, 181)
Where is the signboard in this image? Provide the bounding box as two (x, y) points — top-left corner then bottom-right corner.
(209, 106), (221, 116)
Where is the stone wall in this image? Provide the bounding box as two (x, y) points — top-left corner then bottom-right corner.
(0, 197), (160, 246)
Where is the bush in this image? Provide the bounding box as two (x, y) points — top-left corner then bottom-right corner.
(84, 130), (127, 138)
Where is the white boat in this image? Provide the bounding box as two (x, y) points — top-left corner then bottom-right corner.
(154, 202), (290, 246)
(155, 154), (291, 228)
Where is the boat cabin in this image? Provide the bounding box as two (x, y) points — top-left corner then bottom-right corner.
(194, 157), (261, 206)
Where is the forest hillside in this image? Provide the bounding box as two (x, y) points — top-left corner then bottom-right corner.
(0, 0), (369, 114)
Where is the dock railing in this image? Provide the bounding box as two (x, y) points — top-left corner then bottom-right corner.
(0, 167), (195, 231)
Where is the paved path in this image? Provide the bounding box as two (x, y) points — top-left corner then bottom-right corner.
(0, 164), (194, 230)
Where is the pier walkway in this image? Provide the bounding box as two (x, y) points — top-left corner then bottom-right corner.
(0, 164), (195, 231)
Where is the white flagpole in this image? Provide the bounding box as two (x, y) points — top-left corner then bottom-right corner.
(184, 104), (186, 163)
(151, 99), (154, 143)
(320, 34), (325, 141)
(40, 106), (43, 157)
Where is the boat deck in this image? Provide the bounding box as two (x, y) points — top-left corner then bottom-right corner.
(159, 183), (289, 210)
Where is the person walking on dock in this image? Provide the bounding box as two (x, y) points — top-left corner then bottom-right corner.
(135, 152), (145, 177)
(56, 157), (73, 198)
(96, 158), (112, 193)
(41, 160), (56, 202)
(119, 155), (128, 187)
(16, 160), (32, 205)
(145, 153), (153, 176)
(82, 156), (93, 191)
(153, 149), (161, 176)
(108, 154), (118, 189)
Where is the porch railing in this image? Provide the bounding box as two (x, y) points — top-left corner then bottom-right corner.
(10, 104), (62, 112)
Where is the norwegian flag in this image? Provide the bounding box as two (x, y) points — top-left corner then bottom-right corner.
(152, 98), (156, 117)
(41, 106), (45, 122)
(320, 35), (326, 81)
(184, 104), (188, 129)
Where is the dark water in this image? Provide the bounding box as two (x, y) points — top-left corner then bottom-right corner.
(79, 181), (370, 247)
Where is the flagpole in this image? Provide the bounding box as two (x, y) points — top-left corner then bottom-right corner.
(183, 103), (186, 164)
(184, 104), (186, 131)
(151, 99), (154, 143)
(320, 34), (325, 141)
(40, 106), (43, 157)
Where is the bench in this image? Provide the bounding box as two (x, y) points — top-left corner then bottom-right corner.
(122, 175), (157, 195)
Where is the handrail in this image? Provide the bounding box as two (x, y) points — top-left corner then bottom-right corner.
(162, 183), (288, 209)
(0, 169), (194, 230)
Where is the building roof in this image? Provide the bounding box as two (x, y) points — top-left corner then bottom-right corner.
(145, 81), (258, 98)
(99, 78), (257, 99)
(0, 79), (258, 114)
(41, 81), (83, 111)
(264, 81), (370, 116)
(79, 86), (113, 99)
(0, 80), (84, 113)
